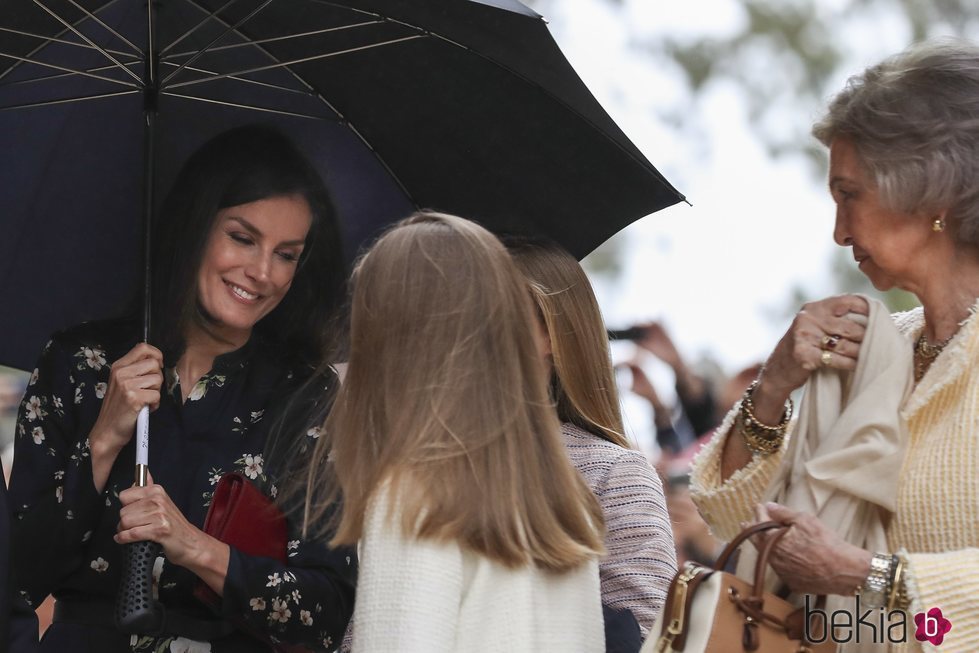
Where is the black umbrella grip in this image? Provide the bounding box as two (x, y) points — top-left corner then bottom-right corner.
(115, 540), (164, 634)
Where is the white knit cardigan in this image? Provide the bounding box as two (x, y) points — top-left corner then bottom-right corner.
(349, 486), (605, 653)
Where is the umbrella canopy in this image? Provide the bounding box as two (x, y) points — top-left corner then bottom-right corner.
(0, 0), (685, 371)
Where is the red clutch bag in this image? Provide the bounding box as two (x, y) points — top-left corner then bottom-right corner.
(194, 473), (313, 653)
(194, 472), (287, 611)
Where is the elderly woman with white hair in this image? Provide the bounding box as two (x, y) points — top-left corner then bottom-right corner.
(689, 39), (979, 651)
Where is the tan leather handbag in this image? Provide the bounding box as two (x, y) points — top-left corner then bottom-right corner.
(644, 521), (836, 653)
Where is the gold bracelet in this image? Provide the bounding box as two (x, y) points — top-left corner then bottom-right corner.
(741, 379), (794, 434)
(888, 553), (911, 611)
(738, 380), (793, 455)
(738, 417), (784, 455)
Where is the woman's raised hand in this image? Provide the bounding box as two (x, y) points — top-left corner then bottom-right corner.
(753, 295), (868, 421)
(89, 343), (164, 491)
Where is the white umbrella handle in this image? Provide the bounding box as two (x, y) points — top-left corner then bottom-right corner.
(135, 405), (149, 486)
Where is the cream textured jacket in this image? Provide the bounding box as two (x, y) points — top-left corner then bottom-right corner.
(689, 306), (979, 653)
(349, 485), (605, 653)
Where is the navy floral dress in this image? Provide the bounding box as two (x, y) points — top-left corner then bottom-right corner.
(9, 319), (355, 653)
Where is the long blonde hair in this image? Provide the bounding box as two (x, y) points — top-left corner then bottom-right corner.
(305, 212), (604, 572)
(506, 237), (630, 448)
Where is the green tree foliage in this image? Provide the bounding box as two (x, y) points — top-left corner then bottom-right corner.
(632, 0), (979, 163)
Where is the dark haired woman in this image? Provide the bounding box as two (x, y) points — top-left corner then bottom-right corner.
(9, 124), (355, 653)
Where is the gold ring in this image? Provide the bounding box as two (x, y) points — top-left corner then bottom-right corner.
(820, 350), (832, 366)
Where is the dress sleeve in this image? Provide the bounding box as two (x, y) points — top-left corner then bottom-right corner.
(8, 337), (107, 606)
(350, 491), (463, 653)
(219, 516), (357, 652)
(595, 448), (677, 635)
(902, 547), (979, 650)
(688, 404), (785, 542)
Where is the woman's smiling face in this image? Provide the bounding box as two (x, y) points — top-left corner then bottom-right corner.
(195, 194), (312, 343)
(829, 137), (934, 292)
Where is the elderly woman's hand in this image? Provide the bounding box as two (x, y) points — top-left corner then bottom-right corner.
(751, 503), (872, 597)
(751, 295), (869, 423)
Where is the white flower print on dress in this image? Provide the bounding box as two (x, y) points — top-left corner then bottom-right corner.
(208, 468), (223, 486)
(187, 374), (226, 401)
(82, 347), (106, 370)
(249, 597), (266, 611)
(306, 426), (323, 439)
(55, 486), (63, 503)
(291, 590), (301, 604)
(24, 396), (44, 422)
(242, 454), (263, 479)
(270, 598), (291, 623)
(29, 368), (38, 386)
(152, 556), (165, 600)
(31, 427), (44, 445)
(54, 470), (64, 480)
(270, 484), (277, 499)
(95, 382), (107, 399)
(168, 637), (212, 653)
(250, 410), (264, 423)
(74, 386), (83, 405)
(53, 396), (63, 410)
(287, 540), (299, 551)
(90, 557), (109, 573)
(300, 610), (313, 626)
(266, 573), (282, 588)
(283, 571), (297, 583)
(187, 380), (208, 402)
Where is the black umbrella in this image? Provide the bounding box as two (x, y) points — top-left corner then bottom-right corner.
(0, 0), (684, 375)
(3, 0), (685, 633)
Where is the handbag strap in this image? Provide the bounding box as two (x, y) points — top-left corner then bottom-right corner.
(712, 520), (784, 571)
(656, 520), (829, 652)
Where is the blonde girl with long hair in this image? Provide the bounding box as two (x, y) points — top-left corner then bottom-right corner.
(303, 213), (606, 652)
(507, 237), (677, 651)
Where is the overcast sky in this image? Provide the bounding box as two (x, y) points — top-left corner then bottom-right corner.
(542, 0), (916, 451)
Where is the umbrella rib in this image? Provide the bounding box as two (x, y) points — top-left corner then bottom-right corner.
(0, 51), (140, 88)
(63, 0), (142, 56)
(307, 0), (682, 196)
(0, 59), (141, 90)
(160, 60), (311, 96)
(0, 27), (139, 60)
(0, 0), (123, 85)
(161, 21), (384, 61)
(341, 119), (422, 211)
(173, 0), (421, 208)
(160, 0), (276, 85)
(162, 91), (334, 120)
(0, 89), (138, 111)
(157, 0), (241, 58)
(30, 0), (144, 85)
(164, 34), (427, 90)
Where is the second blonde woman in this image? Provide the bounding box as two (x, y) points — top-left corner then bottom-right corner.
(507, 237), (677, 652)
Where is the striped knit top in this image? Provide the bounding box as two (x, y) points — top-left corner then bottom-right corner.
(689, 305), (979, 652)
(561, 423), (677, 636)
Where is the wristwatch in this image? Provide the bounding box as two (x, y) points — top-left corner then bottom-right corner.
(858, 553), (894, 608)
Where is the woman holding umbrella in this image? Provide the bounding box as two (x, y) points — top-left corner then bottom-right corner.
(9, 124), (356, 652)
